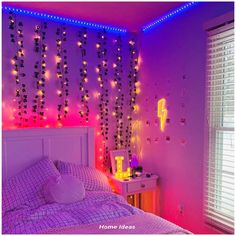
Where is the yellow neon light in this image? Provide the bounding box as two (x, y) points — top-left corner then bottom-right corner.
(114, 156), (131, 179)
(157, 98), (167, 132)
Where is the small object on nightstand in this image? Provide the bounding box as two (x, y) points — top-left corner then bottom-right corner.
(146, 173), (151, 178)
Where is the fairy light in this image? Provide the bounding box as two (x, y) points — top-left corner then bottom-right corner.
(96, 30), (110, 170)
(12, 69), (17, 75)
(77, 28), (89, 123)
(55, 55), (61, 63)
(9, 12), (28, 127)
(32, 22), (48, 124)
(125, 37), (139, 159)
(110, 80), (116, 88)
(56, 26), (69, 123)
(57, 90), (62, 96)
(113, 35), (124, 150)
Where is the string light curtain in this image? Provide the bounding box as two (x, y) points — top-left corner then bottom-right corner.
(205, 19), (234, 233)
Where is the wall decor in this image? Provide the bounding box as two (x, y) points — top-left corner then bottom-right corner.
(180, 138), (187, 146)
(32, 22), (48, 126)
(113, 35), (124, 150)
(154, 137), (159, 144)
(9, 12), (28, 127)
(55, 25), (69, 125)
(110, 149), (130, 179)
(77, 27), (90, 124)
(125, 38), (139, 158)
(157, 98), (167, 132)
(146, 137), (151, 144)
(3, 11), (140, 171)
(96, 30), (110, 167)
(165, 136), (171, 143)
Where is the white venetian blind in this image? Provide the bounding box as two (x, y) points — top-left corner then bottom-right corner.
(206, 20), (234, 233)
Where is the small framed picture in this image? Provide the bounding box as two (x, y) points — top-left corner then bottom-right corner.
(110, 149), (129, 175)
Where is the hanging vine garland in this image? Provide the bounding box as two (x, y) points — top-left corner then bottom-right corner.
(96, 30), (110, 168)
(56, 26), (69, 125)
(125, 39), (139, 158)
(112, 36), (124, 149)
(77, 28), (89, 123)
(32, 22), (48, 125)
(9, 12), (28, 127)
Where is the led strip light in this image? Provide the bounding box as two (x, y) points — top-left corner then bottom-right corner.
(142, 2), (197, 32)
(2, 5), (127, 33)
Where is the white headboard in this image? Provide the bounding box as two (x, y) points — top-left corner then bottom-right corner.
(2, 127), (95, 181)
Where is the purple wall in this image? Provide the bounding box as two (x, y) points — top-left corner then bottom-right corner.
(138, 2), (234, 234)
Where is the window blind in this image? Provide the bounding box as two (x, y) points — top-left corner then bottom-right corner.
(206, 22), (234, 233)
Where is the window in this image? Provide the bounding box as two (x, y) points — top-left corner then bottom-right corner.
(205, 15), (234, 233)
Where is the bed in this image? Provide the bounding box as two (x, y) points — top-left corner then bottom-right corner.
(2, 127), (190, 234)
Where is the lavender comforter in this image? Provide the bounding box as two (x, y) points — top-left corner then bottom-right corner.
(3, 191), (189, 234)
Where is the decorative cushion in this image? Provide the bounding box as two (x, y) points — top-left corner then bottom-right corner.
(55, 160), (112, 192)
(2, 157), (60, 212)
(43, 174), (85, 204)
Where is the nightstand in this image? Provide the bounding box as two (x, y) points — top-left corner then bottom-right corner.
(110, 174), (159, 214)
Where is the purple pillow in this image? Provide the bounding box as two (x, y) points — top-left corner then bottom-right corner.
(55, 160), (112, 192)
(2, 158), (60, 212)
(43, 174), (85, 204)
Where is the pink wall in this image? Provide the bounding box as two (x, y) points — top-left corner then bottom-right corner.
(138, 2), (234, 234)
(2, 12), (139, 170)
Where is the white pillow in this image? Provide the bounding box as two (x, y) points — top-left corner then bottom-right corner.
(55, 160), (112, 192)
(43, 174), (85, 204)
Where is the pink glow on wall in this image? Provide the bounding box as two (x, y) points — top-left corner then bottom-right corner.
(138, 2), (234, 234)
(2, 11), (139, 171)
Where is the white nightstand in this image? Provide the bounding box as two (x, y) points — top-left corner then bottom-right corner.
(110, 174), (159, 214)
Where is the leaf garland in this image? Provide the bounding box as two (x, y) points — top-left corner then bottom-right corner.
(32, 22), (48, 125)
(113, 36), (124, 149)
(77, 28), (90, 123)
(125, 39), (139, 158)
(9, 12), (28, 127)
(56, 26), (69, 124)
(96, 30), (110, 167)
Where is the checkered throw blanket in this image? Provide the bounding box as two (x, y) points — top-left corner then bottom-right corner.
(3, 191), (189, 234)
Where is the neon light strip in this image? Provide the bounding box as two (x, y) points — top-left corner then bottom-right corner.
(2, 6), (127, 33)
(142, 2), (197, 32)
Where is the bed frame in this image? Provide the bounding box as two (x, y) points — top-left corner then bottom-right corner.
(2, 127), (95, 181)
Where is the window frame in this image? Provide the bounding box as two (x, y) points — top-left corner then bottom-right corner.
(204, 11), (234, 234)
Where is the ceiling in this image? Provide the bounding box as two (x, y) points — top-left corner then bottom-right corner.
(3, 2), (184, 32)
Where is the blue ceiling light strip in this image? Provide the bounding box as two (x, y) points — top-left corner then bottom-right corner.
(142, 2), (197, 32)
(2, 5), (127, 33)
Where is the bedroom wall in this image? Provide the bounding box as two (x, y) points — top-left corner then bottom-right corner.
(2, 11), (140, 170)
(138, 2), (234, 234)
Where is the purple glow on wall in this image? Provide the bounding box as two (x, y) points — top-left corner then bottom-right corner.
(142, 2), (198, 32)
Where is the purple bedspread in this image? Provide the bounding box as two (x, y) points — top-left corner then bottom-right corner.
(3, 191), (190, 234)
(2, 191), (142, 234)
